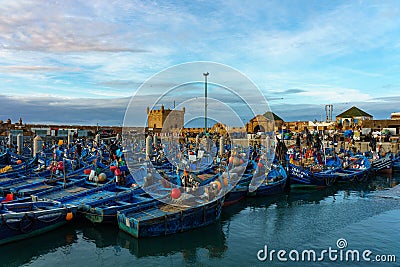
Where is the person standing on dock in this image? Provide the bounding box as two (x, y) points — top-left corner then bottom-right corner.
(369, 133), (377, 152)
(306, 131), (313, 148)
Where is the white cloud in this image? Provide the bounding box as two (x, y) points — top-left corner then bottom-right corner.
(235, 2), (400, 65)
(0, 65), (80, 72)
(0, 0), (399, 120)
(298, 87), (372, 103)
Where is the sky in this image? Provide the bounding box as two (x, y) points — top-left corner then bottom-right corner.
(0, 0), (399, 126)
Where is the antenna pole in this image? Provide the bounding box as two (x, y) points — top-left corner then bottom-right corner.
(203, 72), (209, 134)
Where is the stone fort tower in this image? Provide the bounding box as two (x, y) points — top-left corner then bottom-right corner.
(146, 105), (185, 133)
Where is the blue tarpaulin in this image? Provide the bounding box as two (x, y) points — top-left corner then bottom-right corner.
(344, 130), (353, 137)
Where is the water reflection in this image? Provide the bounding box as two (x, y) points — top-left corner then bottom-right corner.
(81, 223), (119, 249)
(1, 174), (399, 267)
(0, 223), (77, 267)
(116, 222), (227, 260)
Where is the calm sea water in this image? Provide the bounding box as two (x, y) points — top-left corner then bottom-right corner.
(1, 174), (400, 267)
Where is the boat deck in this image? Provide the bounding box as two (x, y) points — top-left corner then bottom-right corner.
(65, 190), (126, 206)
(129, 204), (189, 221)
(39, 186), (91, 200)
(1, 177), (45, 188)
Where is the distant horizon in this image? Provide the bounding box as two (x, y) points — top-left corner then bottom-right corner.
(1, 99), (398, 128)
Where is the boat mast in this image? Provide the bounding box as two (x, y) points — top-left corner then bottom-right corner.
(203, 72), (209, 135)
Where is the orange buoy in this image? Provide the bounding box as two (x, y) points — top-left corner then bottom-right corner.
(110, 165), (117, 172)
(16, 160), (22, 165)
(257, 162), (263, 168)
(214, 181), (222, 191)
(5, 193), (13, 202)
(171, 188), (181, 199)
(83, 169), (91, 175)
(66, 212), (74, 221)
(223, 177), (228, 186)
(229, 157), (234, 163)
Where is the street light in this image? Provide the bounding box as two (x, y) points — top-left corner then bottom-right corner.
(203, 72), (209, 134)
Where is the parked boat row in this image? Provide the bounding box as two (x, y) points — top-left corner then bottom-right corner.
(0, 137), (399, 245)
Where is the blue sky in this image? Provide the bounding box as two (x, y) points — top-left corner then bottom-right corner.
(0, 0), (399, 125)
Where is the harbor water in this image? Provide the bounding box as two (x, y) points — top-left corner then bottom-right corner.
(1, 173), (399, 267)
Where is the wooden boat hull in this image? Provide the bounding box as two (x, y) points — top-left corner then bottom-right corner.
(289, 164), (337, 187)
(334, 168), (370, 183)
(371, 157), (393, 174)
(336, 155), (372, 183)
(248, 164), (288, 196)
(248, 179), (286, 197)
(117, 197), (224, 238)
(223, 184), (248, 207)
(82, 193), (156, 224)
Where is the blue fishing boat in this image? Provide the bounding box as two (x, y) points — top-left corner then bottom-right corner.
(247, 163), (287, 196)
(223, 183), (248, 206)
(288, 154), (342, 187)
(0, 200), (77, 245)
(332, 155), (371, 183)
(288, 163), (338, 187)
(0, 156), (39, 178)
(7, 162), (110, 198)
(30, 172), (114, 202)
(222, 168), (253, 207)
(80, 191), (157, 224)
(117, 196), (224, 238)
(69, 167), (171, 224)
(393, 152), (400, 170)
(0, 171), (51, 197)
(370, 154), (393, 174)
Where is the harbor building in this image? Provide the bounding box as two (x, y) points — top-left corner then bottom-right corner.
(246, 112), (283, 133)
(146, 105), (185, 135)
(336, 106), (373, 130)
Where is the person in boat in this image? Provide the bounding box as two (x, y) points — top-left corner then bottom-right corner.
(76, 141), (82, 157)
(295, 133), (301, 148)
(109, 140), (118, 159)
(251, 145), (258, 161)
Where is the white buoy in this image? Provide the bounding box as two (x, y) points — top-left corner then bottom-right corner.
(68, 132), (74, 146)
(95, 134), (101, 146)
(17, 133), (23, 154)
(153, 135), (158, 146)
(116, 133), (121, 141)
(219, 136), (225, 157)
(146, 135), (153, 160)
(33, 136), (43, 156)
(7, 133), (12, 146)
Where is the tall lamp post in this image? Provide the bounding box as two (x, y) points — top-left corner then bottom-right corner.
(203, 72), (209, 135)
